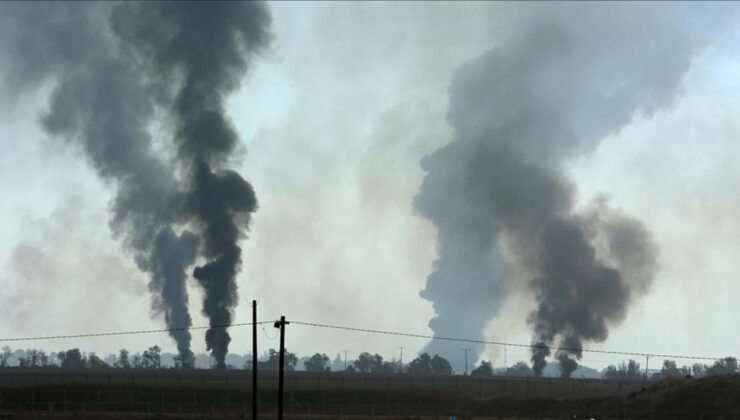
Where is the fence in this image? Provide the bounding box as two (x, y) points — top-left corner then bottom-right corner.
(2, 370), (736, 419)
(0, 368), (645, 400)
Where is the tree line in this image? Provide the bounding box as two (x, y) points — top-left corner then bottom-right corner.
(2, 345), (737, 380)
(602, 357), (739, 380)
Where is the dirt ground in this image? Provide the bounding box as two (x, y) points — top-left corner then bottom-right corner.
(1, 374), (739, 419)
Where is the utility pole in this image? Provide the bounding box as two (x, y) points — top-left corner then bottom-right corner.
(274, 316), (289, 420)
(644, 354), (650, 381)
(504, 347), (508, 371)
(343, 350), (349, 371)
(398, 347), (405, 374)
(252, 300), (258, 420)
(462, 348), (470, 376)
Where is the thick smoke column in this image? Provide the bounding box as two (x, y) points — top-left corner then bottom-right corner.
(416, 3), (709, 375)
(0, 2), (271, 368)
(0, 2), (199, 365)
(111, 2), (271, 368)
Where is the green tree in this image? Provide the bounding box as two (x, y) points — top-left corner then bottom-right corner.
(114, 349), (131, 368)
(377, 361), (397, 374)
(471, 360), (494, 377)
(131, 353), (143, 368)
(259, 349), (298, 371)
(18, 349), (49, 367)
(505, 361), (533, 377)
(604, 360), (642, 380)
(691, 363), (706, 378)
(706, 357), (738, 376)
(660, 360), (679, 377)
(57, 349), (86, 368)
(173, 352), (194, 369)
(304, 353), (331, 372)
(0, 346), (12, 367)
(407, 353), (433, 375)
(658, 360), (690, 378)
(353, 352), (384, 373)
(87, 353), (109, 368)
(430, 354), (452, 375)
(141, 346), (162, 369)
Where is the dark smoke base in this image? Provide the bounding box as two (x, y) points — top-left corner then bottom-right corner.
(0, 1), (271, 368)
(416, 4), (700, 376)
(111, 1), (270, 368)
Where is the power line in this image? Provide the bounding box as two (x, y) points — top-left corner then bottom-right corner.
(0, 322), (273, 343)
(290, 321), (729, 362)
(0, 318), (733, 363)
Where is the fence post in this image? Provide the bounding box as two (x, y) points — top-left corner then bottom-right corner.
(571, 380), (575, 398)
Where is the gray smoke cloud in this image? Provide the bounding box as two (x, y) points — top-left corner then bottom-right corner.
(0, 2), (270, 368)
(111, 2), (271, 368)
(416, 3), (717, 376)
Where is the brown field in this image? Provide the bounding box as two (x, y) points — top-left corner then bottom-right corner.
(0, 369), (738, 419)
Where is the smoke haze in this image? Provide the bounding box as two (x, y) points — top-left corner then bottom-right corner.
(0, 1), (270, 368)
(417, 3), (717, 376)
(111, 2), (270, 367)
(2, 1), (740, 373)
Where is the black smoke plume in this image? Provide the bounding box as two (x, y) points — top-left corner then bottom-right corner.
(0, 2), (271, 368)
(111, 2), (271, 368)
(415, 3), (706, 375)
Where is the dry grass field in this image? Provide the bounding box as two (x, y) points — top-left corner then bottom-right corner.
(1, 369), (738, 419)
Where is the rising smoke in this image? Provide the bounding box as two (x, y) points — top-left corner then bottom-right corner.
(0, 2), (270, 368)
(111, 1), (270, 369)
(416, 3), (715, 376)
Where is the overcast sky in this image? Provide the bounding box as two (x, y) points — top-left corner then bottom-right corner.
(1, 2), (740, 371)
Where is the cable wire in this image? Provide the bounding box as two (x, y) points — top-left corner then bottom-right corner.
(291, 320), (729, 362)
(0, 322), (273, 343)
(0, 318), (732, 362)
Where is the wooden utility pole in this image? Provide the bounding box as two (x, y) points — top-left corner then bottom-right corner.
(252, 300), (258, 420)
(463, 348), (471, 375)
(274, 316), (289, 420)
(398, 347), (405, 374)
(645, 354), (650, 381)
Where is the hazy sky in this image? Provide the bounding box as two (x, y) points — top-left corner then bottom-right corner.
(1, 2), (740, 370)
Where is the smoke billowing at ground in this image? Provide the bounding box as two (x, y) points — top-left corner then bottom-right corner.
(112, 1), (270, 368)
(0, 2), (270, 368)
(416, 3), (714, 376)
